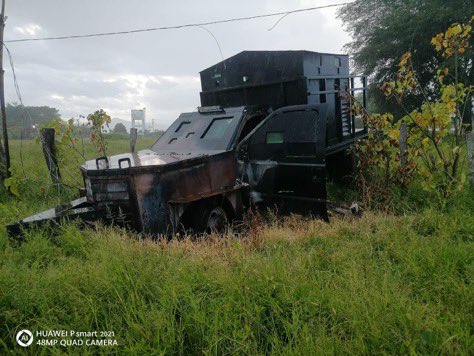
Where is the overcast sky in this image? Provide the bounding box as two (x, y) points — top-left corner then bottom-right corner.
(5, 0), (352, 129)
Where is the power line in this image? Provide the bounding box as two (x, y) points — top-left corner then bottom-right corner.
(4, 3), (350, 43)
(4, 42), (33, 179)
(4, 43), (33, 127)
(4, 44), (25, 107)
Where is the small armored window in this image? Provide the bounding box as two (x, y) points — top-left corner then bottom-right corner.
(202, 117), (233, 139)
(168, 138), (177, 144)
(319, 79), (326, 92)
(319, 79), (327, 103)
(266, 132), (284, 144)
(212, 73), (222, 87)
(175, 121), (190, 132)
(335, 57), (341, 67)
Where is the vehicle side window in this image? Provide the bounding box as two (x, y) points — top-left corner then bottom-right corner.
(266, 132), (284, 144)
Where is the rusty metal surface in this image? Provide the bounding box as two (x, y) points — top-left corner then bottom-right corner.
(128, 151), (238, 233)
(81, 150), (207, 172)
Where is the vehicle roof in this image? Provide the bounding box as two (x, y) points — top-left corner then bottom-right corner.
(151, 106), (247, 154)
(199, 50), (349, 73)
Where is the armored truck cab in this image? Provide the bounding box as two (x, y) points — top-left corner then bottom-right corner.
(79, 104), (327, 235)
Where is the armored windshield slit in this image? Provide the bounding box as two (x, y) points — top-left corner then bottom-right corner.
(175, 121), (190, 132)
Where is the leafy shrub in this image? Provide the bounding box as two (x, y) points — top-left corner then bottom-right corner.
(354, 19), (473, 210)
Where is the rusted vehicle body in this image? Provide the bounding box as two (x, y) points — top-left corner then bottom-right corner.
(7, 51), (367, 236)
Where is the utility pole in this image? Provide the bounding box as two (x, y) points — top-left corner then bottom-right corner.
(0, 0), (10, 180)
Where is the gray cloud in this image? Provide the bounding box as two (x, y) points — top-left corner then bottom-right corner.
(4, 0), (351, 129)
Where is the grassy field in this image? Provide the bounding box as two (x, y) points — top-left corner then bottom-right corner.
(0, 139), (473, 354)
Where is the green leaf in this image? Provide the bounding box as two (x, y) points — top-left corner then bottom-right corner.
(4, 176), (20, 197)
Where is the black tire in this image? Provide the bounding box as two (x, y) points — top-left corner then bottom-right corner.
(191, 203), (228, 234)
(206, 206), (228, 233)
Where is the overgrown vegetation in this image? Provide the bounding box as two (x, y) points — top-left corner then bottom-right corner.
(353, 19), (473, 210)
(1, 186), (473, 354)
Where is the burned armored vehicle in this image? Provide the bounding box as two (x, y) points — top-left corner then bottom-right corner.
(8, 51), (367, 236)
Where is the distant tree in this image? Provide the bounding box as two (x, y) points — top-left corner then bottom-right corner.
(113, 123), (127, 134)
(5, 103), (61, 138)
(338, 0), (473, 115)
(6, 102), (60, 126)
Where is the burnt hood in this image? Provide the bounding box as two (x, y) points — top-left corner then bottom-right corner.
(81, 149), (223, 174)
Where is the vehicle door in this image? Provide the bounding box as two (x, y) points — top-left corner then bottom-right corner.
(237, 104), (327, 215)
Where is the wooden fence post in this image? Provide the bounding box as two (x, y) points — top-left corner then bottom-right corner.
(130, 128), (137, 153)
(40, 128), (61, 186)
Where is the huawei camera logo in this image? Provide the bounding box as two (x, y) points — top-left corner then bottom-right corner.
(16, 329), (33, 347)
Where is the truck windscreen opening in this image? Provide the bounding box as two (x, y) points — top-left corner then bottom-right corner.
(201, 117), (233, 139)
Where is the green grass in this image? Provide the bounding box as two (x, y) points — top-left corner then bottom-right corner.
(0, 139), (473, 354)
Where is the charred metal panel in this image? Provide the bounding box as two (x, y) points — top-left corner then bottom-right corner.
(85, 176), (129, 203)
(81, 150), (202, 172)
(131, 172), (168, 234)
(130, 151), (238, 234)
(163, 152), (237, 202)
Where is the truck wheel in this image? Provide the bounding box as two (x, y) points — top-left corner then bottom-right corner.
(190, 204), (228, 234)
(205, 206), (228, 233)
